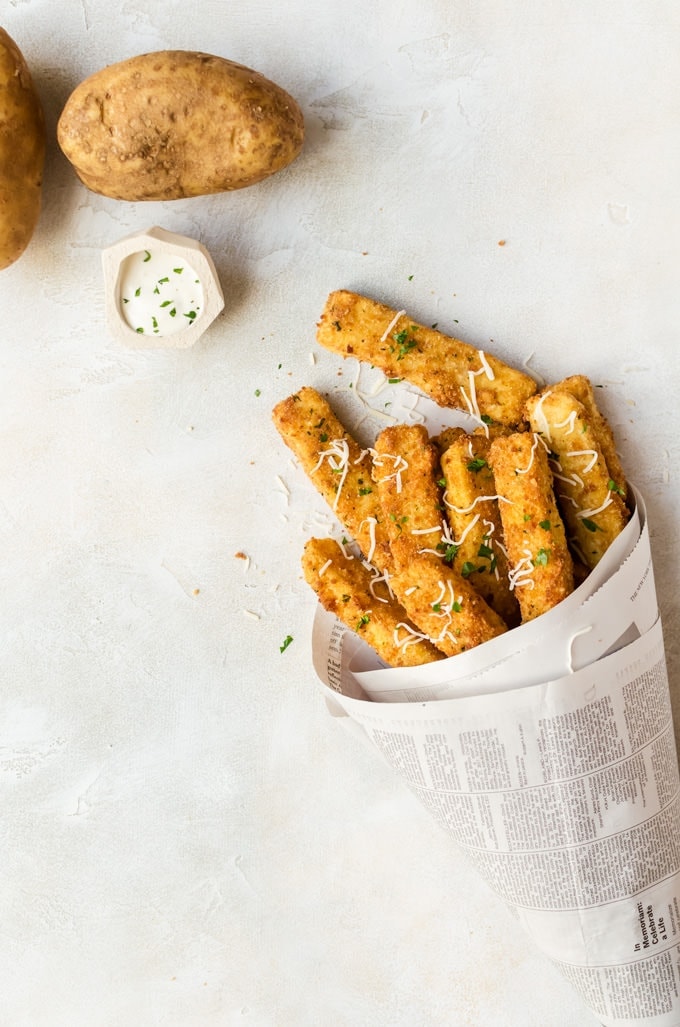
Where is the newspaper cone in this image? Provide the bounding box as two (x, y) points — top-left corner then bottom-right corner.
(311, 488), (680, 1027)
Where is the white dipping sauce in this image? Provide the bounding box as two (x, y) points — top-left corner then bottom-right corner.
(118, 249), (204, 337)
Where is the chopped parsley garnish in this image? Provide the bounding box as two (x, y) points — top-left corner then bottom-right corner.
(467, 457), (487, 472)
(582, 518), (602, 533)
(437, 541), (458, 564)
(539, 519), (551, 530)
(143, 250), (151, 262)
(461, 561), (477, 578)
(533, 548), (549, 566)
(392, 327), (419, 360)
(356, 613), (370, 630)
(279, 635), (294, 653)
(608, 479), (624, 495)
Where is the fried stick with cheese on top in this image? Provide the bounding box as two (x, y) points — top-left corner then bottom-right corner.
(272, 386), (393, 574)
(373, 423), (509, 649)
(549, 374), (629, 508)
(525, 388), (629, 569)
(372, 423), (449, 570)
(439, 432), (520, 627)
(389, 554), (508, 657)
(316, 290), (537, 427)
(489, 432), (575, 622)
(302, 537), (445, 667)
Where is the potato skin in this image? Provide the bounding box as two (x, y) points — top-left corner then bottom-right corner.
(0, 28), (45, 270)
(56, 51), (305, 201)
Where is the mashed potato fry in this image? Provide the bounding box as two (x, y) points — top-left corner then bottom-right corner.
(440, 433), (520, 628)
(317, 290), (537, 427)
(525, 388), (629, 569)
(372, 423), (446, 570)
(302, 537), (444, 667)
(489, 432), (575, 622)
(390, 554), (508, 657)
(272, 387), (393, 573)
(549, 374), (629, 507)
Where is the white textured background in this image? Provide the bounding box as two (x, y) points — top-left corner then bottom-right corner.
(1, 2), (679, 1024)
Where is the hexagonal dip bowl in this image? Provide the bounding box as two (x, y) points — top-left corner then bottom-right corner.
(102, 227), (224, 348)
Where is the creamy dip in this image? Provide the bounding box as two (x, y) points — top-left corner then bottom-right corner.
(118, 249), (204, 337)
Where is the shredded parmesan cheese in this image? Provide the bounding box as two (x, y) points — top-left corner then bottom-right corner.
(372, 451), (409, 493)
(358, 516), (378, 564)
(445, 493), (510, 514)
(477, 349), (495, 380)
(508, 548), (535, 591)
(565, 449), (599, 473)
(529, 390), (553, 440)
(394, 621), (432, 651)
(514, 433), (541, 475)
(576, 494), (614, 519)
(380, 309), (407, 343)
(310, 438), (350, 511)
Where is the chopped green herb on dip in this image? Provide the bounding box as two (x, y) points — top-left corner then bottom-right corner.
(119, 250), (203, 337)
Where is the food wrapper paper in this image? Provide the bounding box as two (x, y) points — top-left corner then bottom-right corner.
(310, 486), (680, 1026)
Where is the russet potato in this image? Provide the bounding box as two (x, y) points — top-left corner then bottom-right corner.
(57, 50), (305, 201)
(0, 28), (45, 270)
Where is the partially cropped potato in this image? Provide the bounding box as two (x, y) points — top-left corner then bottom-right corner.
(57, 51), (304, 201)
(0, 28), (46, 270)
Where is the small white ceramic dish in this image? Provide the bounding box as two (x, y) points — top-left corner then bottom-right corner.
(102, 226), (224, 348)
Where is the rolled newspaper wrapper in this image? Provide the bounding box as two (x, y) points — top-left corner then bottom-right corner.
(310, 488), (680, 1027)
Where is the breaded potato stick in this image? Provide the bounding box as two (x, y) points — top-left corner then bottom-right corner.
(489, 432), (575, 622)
(272, 387), (393, 573)
(372, 423), (447, 570)
(550, 374), (629, 507)
(316, 290), (537, 427)
(390, 554), (507, 658)
(440, 433), (520, 628)
(525, 389), (629, 569)
(302, 537), (445, 667)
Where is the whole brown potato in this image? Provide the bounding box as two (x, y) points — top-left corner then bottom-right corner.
(57, 51), (305, 201)
(0, 28), (46, 270)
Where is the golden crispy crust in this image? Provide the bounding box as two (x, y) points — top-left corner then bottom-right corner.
(372, 423), (445, 570)
(302, 537), (444, 667)
(525, 389), (629, 568)
(316, 290), (537, 426)
(440, 433), (520, 627)
(548, 374), (629, 507)
(390, 555), (507, 657)
(489, 432), (575, 622)
(272, 387), (393, 573)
